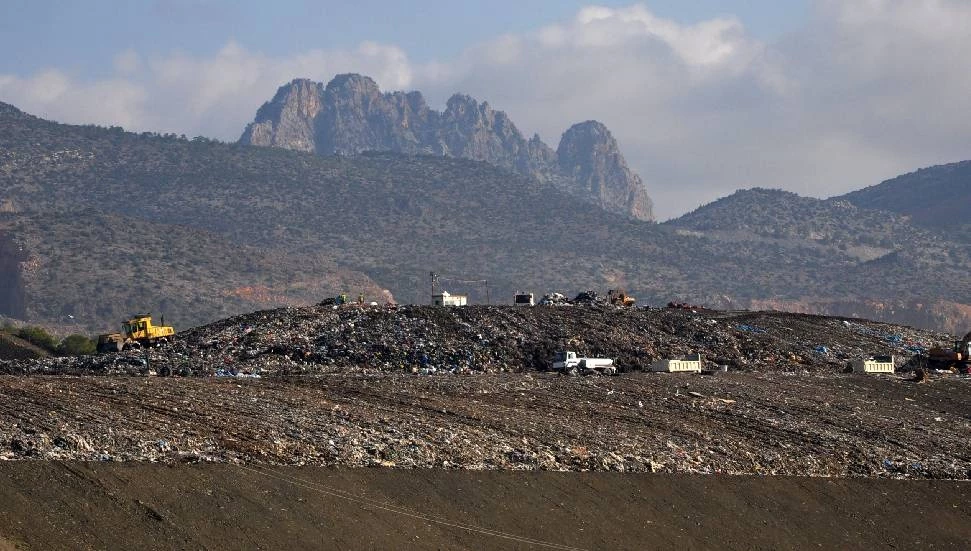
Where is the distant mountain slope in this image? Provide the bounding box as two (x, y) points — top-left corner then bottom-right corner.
(667, 187), (957, 262)
(0, 209), (384, 332)
(1, 102), (970, 332)
(239, 75), (653, 221)
(666, 188), (971, 330)
(839, 161), (971, 241)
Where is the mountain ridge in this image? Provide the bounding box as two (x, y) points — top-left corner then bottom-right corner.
(838, 160), (971, 242)
(1, 102), (970, 333)
(239, 75), (654, 221)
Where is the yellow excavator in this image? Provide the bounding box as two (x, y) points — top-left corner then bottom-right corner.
(96, 314), (175, 353)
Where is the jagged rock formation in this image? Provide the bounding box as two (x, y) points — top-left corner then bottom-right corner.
(240, 79), (323, 153)
(240, 74), (654, 221)
(557, 121), (653, 221)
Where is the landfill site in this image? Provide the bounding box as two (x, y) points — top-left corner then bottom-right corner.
(2, 298), (971, 549)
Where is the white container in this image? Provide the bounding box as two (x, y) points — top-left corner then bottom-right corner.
(650, 354), (702, 373)
(850, 356), (895, 373)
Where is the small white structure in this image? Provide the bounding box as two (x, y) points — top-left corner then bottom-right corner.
(432, 290), (467, 307)
(514, 292), (534, 306)
(850, 355), (895, 374)
(650, 353), (702, 373)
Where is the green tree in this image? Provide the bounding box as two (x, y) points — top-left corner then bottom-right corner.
(57, 334), (96, 356)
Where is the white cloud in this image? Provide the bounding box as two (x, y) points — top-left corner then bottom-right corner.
(114, 50), (141, 74)
(423, 1), (971, 217)
(0, 41), (417, 140)
(1, 2), (970, 219)
(0, 69), (147, 129)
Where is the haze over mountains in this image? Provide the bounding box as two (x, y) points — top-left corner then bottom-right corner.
(0, 81), (970, 335)
(239, 75), (653, 221)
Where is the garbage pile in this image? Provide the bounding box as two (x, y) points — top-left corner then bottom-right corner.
(572, 290), (604, 304)
(538, 292), (569, 306)
(1, 305), (968, 478)
(0, 370), (968, 479)
(0, 305), (954, 376)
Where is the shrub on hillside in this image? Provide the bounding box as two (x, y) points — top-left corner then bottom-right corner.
(17, 326), (57, 352)
(57, 334), (96, 356)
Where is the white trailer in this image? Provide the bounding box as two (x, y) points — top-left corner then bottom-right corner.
(650, 353), (702, 373)
(850, 355), (895, 373)
(553, 351), (616, 375)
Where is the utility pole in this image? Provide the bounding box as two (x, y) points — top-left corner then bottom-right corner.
(485, 280), (490, 305)
(429, 271), (438, 303)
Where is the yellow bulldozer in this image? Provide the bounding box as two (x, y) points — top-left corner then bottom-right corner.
(607, 289), (636, 307)
(96, 314), (175, 353)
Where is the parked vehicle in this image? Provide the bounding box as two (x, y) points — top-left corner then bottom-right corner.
(552, 350), (616, 375)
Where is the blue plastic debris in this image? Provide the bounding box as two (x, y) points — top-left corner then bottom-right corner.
(735, 324), (767, 334)
(814, 346), (829, 354)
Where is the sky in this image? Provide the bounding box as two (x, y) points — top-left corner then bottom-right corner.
(2, 0), (969, 220)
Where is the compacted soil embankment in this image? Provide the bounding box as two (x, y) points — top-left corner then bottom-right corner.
(1, 462), (969, 550)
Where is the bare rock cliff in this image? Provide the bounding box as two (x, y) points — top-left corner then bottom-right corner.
(557, 121), (654, 221)
(240, 74), (654, 221)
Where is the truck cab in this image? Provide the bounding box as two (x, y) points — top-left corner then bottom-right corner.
(553, 351), (576, 366)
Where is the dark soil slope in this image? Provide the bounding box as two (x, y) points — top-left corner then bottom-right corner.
(0, 463), (968, 551)
(0, 332), (48, 360)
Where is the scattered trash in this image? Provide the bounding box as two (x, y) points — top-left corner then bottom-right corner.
(0, 305), (955, 379)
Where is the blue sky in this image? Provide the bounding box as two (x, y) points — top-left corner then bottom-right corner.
(2, 1), (969, 219)
(1, 1), (806, 76)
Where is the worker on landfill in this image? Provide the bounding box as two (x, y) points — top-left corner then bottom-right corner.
(358, 293), (365, 305)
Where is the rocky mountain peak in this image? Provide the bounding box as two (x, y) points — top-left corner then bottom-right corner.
(239, 75), (654, 221)
(445, 93), (477, 112)
(241, 78), (324, 152)
(325, 73), (380, 94)
(557, 121), (653, 220)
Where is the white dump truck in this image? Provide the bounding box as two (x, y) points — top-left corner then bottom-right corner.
(552, 351), (617, 375)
